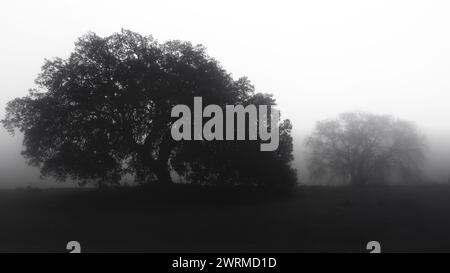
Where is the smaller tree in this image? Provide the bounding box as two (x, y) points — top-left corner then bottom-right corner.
(306, 112), (426, 186)
(171, 93), (297, 191)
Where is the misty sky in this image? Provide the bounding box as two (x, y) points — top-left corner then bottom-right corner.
(1, 0), (450, 187)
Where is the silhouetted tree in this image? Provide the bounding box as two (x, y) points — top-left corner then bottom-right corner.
(2, 29), (296, 190)
(172, 93), (296, 191)
(306, 112), (425, 186)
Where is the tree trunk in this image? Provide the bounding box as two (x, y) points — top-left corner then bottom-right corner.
(155, 138), (173, 184)
(350, 174), (367, 186)
(155, 159), (172, 184)
(138, 132), (174, 184)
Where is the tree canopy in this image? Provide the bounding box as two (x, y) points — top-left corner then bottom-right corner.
(2, 29), (296, 190)
(306, 112), (425, 186)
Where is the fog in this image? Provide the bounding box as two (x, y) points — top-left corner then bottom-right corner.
(1, 0), (450, 187)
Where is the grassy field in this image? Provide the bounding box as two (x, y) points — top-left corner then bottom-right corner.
(1, 184), (450, 252)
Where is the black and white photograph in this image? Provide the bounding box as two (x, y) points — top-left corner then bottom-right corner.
(1, 0), (450, 265)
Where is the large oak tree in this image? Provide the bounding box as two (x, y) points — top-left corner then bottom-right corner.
(2, 30), (296, 189)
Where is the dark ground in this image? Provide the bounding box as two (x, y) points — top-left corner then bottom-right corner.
(1, 184), (450, 252)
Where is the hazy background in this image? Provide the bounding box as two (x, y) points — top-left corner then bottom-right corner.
(1, 0), (450, 187)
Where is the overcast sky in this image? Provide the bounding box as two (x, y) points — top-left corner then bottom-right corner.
(1, 0), (450, 187)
